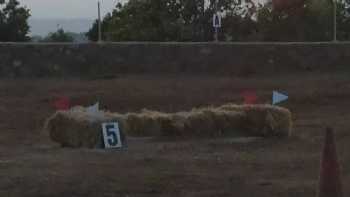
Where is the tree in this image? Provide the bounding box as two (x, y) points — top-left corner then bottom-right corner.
(42, 28), (74, 42)
(86, 13), (113, 42)
(336, 0), (350, 40)
(0, 0), (31, 41)
(272, 0), (305, 11)
(97, 0), (187, 41)
(220, 0), (259, 41)
(255, 0), (334, 41)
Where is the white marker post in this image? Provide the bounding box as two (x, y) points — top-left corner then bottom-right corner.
(102, 122), (123, 149)
(272, 91), (289, 105)
(333, 0), (337, 42)
(213, 0), (221, 42)
(213, 13), (221, 42)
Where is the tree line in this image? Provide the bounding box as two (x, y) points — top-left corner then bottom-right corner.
(87, 0), (350, 42)
(2, 0), (350, 42)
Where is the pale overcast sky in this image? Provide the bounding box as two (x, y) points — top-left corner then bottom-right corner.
(20, 0), (125, 19)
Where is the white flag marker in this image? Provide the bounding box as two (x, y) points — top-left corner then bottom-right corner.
(272, 91), (288, 105)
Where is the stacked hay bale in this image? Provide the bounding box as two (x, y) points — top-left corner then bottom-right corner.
(45, 106), (125, 148)
(219, 104), (292, 137)
(124, 110), (170, 137)
(45, 104), (292, 148)
(173, 109), (246, 138)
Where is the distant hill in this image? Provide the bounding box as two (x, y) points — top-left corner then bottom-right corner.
(29, 18), (94, 37)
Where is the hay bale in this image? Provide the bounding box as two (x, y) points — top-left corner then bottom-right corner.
(208, 109), (247, 137)
(219, 104), (292, 137)
(169, 108), (247, 138)
(45, 107), (125, 148)
(180, 109), (220, 137)
(160, 113), (186, 137)
(124, 110), (169, 137)
(45, 104), (292, 147)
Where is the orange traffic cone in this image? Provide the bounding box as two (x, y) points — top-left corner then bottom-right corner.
(318, 127), (343, 197)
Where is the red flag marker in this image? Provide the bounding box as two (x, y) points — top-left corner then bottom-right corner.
(241, 90), (258, 105)
(318, 127), (343, 197)
(52, 96), (71, 110)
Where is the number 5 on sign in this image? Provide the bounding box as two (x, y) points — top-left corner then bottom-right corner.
(102, 122), (122, 149)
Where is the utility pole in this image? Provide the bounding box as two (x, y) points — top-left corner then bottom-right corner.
(333, 0), (337, 42)
(98, 1), (102, 43)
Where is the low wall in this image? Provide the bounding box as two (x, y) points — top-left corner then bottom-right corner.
(0, 42), (349, 77)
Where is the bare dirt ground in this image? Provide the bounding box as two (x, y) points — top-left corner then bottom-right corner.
(1, 73), (350, 197)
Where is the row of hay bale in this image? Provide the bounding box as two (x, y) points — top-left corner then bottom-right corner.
(45, 104), (292, 148)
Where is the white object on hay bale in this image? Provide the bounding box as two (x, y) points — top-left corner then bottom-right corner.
(45, 104), (292, 148)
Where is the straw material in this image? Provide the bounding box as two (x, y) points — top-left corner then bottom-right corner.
(219, 104), (292, 137)
(45, 104), (292, 148)
(45, 106), (124, 148)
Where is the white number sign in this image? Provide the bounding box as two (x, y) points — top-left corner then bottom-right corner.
(102, 122), (122, 149)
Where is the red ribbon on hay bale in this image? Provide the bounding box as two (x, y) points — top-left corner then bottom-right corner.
(52, 96), (71, 110)
(241, 90), (258, 105)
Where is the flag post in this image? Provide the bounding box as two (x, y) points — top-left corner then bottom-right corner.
(333, 0), (337, 42)
(213, 0), (221, 42)
(98, 1), (102, 43)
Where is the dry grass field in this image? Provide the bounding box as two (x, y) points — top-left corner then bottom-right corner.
(1, 72), (350, 197)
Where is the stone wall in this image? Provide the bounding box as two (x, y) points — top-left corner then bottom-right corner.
(0, 42), (349, 78)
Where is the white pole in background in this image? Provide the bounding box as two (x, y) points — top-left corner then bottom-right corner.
(214, 0), (219, 42)
(214, 27), (218, 42)
(333, 0), (337, 42)
(98, 1), (102, 42)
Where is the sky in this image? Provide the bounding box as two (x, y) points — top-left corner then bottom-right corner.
(20, 0), (124, 19)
